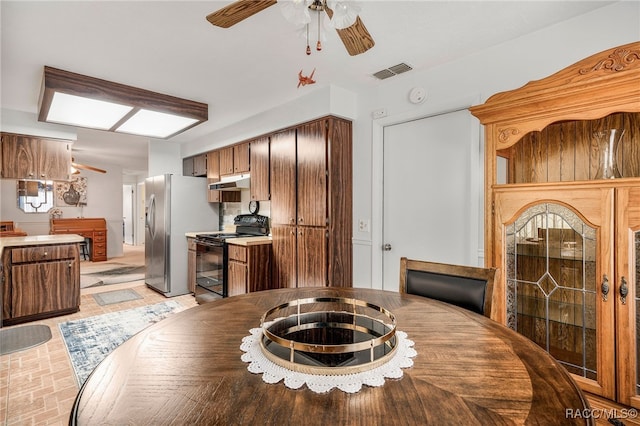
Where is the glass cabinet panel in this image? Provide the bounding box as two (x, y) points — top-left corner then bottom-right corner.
(506, 203), (597, 380)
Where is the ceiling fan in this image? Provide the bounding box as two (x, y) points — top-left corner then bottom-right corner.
(206, 0), (375, 56)
(71, 158), (106, 174)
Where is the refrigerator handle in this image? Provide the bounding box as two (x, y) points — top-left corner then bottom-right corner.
(146, 194), (156, 238)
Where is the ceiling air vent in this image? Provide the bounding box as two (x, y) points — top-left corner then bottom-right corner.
(372, 62), (413, 80)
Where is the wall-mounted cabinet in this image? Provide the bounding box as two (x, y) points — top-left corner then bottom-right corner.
(470, 42), (640, 409)
(249, 137), (269, 201)
(206, 150), (240, 203)
(220, 142), (250, 176)
(1, 132), (71, 181)
(270, 116), (352, 289)
(183, 153), (207, 177)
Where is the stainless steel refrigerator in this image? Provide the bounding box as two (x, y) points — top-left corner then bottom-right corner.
(145, 174), (218, 296)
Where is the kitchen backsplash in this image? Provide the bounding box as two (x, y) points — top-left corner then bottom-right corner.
(221, 191), (271, 231)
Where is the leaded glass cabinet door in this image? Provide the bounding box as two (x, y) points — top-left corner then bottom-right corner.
(494, 185), (616, 399)
(616, 186), (640, 409)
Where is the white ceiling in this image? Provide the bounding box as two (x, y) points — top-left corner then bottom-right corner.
(1, 1), (614, 174)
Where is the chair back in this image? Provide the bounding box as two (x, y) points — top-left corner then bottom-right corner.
(399, 257), (498, 318)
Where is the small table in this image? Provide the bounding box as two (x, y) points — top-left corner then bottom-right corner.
(70, 287), (593, 425)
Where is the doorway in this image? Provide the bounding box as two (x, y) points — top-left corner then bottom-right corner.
(380, 108), (481, 292)
(123, 184), (134, 245)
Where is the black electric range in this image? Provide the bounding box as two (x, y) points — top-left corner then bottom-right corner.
(194, 214), (269, 298)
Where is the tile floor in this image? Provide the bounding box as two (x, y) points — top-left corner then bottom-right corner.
(0, 245), (198, 425)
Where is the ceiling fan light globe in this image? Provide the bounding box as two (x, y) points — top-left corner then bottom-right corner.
(328, 1), (360, 29)
(281, 1), (311, 26)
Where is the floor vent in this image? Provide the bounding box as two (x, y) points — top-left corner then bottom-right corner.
(372, 62), (413, 80)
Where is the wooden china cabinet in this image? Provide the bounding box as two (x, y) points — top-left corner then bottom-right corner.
(470, 42), (640, 408)
(270, 116), (352, 289)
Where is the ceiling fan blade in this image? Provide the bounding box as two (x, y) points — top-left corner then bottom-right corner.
(206, 0), (277, 28)
(325, 7), (374, 56)
(334, 15), (375, 56)
(72, 162), (107, 174)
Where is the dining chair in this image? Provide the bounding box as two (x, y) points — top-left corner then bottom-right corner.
(399, 257), (498, 318)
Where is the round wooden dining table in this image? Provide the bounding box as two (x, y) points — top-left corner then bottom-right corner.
(70, 287), (592, 425)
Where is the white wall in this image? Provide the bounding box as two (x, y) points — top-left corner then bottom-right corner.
(181, 1), (640, 289)
(148, 139), (183, 177)
(182, 85), (358, 156)
(0, 160), (125, 257)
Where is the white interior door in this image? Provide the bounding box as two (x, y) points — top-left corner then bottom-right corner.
(382, 109), (479, 292)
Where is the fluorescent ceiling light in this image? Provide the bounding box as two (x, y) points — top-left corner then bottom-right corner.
(47, 92), (133, 130)
(38, 66), (208, 139)
(116, 109), (199, 139)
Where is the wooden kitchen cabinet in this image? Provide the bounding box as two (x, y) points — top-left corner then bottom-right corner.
(234, 142), (250, 174)
(227, 242), (272, 296)
(2, 242), (80, 326)
(183, 157), (194, 177)
(249, 137), (269, 201)
(1, 132), (71, 180)
(270, 116), (352, 289)
(206, 150), (240, 203)
(183, 153), (207, 177)
(470, 42), (640, 408)
(187, 237), (196, 294)
(219, 146), (234, 176)
(220, 142), (250, 176)
(193, 154), (207, 177)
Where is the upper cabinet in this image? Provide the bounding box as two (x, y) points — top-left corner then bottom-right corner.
(249, 137), (269, 201)
(193, 154), (207, 177)
(183, 153), (207, 177)
(219, 146), (234, 175)
(470, 42), (640, 408)
(206, 149), (240, 203)
(1, 132), (71, 181)
(220, 142), (250, 176)
(234, 142), (250, 175)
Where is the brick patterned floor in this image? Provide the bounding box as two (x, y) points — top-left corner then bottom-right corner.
(1, 247), (198, 425)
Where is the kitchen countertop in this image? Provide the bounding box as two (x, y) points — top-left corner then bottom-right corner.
(225, 236), (272, 246)
(0, 234), (84, 252)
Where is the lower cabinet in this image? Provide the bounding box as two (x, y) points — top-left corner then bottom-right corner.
(187, 237), (196, 294)
(227, 243), (272, 296)
(271, 225), (327, 288)
(2, 242), (80, 325)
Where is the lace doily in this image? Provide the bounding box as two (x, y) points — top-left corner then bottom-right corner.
(240, 327), (417, 394)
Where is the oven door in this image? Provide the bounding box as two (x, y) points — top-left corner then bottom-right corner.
(195, 240), (227, 297)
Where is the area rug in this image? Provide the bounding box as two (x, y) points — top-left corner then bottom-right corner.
(59, 301), (182, 386)
(81, 264), (146, 288)
(92, 288), (143, 306)
(0, 324), (52, 355)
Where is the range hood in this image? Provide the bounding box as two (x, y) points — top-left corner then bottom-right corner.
(208, 174), (250, 191)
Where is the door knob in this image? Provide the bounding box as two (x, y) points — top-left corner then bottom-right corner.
(620, 276), (628, 304)
(383, 244), (392, 251)
(601, 275), (610, 302)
